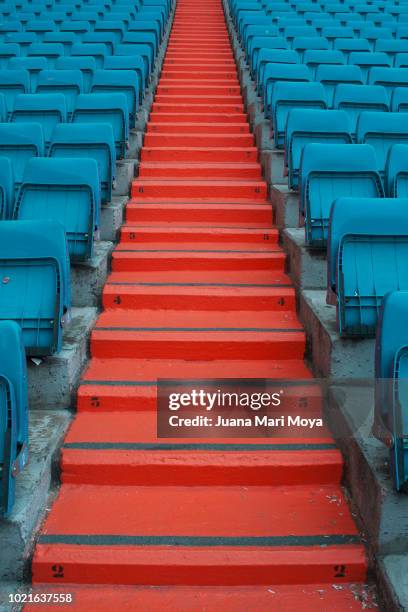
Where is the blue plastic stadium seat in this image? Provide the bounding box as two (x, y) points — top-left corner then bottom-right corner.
(0, 219), (70, 355)
(0, 69), (30, 117)
(358, 27), (393, 50)
(82, 32), (117, 55)
(0, 123), (44, 188)
(0, 157), (14, 219)
(60, 20), (91, 39)
(249, 36), (288, 76)
(272, 81), (327, 148)
(11, 93), (66, 152)
(72, 93), (129, 160)
(375, 39), (408, 62)
(26, 42), (64, 68)
(0, 43), (19, 68)
(25, 20), (55, 41)
(0, 22), (23, 42)
(55, 56), (96, 93)
(322, 25), (354, 47)
(93, 20), (126, 46)
(245, 25), (279, 58)
(284, 25), (318, 44)
(333, 84), (389, 138)
(385, 144), (408, 198)
(256, 48), (297, 94)
(327, 197), (408, 337)
(128, 21), (160, 52)
(392, 87), (408, 112)
(36, 70), (83, 120)
(285, 109), (352, 190)
(333, 37), (371, 58)
(91, 70), (139, 129)
(103, 56), (145, 104)
(8, 57), (48, 92)
(292, 36), (329, 59)
(300, 143), (383, 248)
(263, 63), (311, 118)
(303, 49), (345, 78)
(14, 158), (100, 262)
(42, 31), (76, 54)
(375, 291), (408, 491)
(71, 43), (110, 69)
(116, 43), (152, 81)
(316, 64), (364, 105)
(4, 33), (37, 54)
(0, 320), (28, 517)
(368, 67), (408, 99)
(348, 51), (391, 82)
(49, 123), (116, 204)
(357, 112), (408, 175)
(396, 53), (408, 69)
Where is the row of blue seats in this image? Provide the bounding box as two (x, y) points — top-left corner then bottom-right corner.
(0, 69), (139, 132)
(0, 0), (174, 517)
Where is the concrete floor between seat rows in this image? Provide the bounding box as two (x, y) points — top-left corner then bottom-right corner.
(26, 0), (378, 608)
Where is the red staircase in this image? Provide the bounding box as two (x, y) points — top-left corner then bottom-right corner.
(27, 0), (376, 608)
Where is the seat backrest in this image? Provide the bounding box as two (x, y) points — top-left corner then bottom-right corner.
(14, 157), (100, 262)
(300, 143), (383, 247)
(82, 31), (117, 54)
(357, 111), (408, 171)
(396, 53), (408, 69)
(0, 43), (19, 68)
(303, 48), (344, 77)
(36, 70), (83, 117)
(103, 55), (145, 103)
(91, 69), (139, 127)
(368, 66), (408, 98)
(71, 42), (109, 69)
(72, 93), (129, 159)
(263, 63), (311, 115)
(10, 93), (66, 149)
(55, 56), (96, 93)
(375, 38), (408, 59)
(292, 35), (329, 59)
(115, 44), (152, 84)
(0, 122), (44, 186)
(0, 69), (30, 114)
(333, 83), (389, 134)
(385, 144), (408, 198)
(327, 197), (408, 323)
(0, 156), (13, 219)
(271, 81), (327, 148)
(316, 64), (364, 104)
(333, 37), (371, 56)
(27, 43), (64, 67)
(349, 51), (391, 81)
(0, 219), (70, 355)
(0, 320), (28, 517)
(391, 86), (408, 112)
(48, 122), (116, 204)
(256, 47), (297, 89)
(42, 31), (76, 52)
(286, 108), (352, 189)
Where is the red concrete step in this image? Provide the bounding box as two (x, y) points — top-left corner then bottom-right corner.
(131, 179), (266, 200)
(163, 61), (237, 69)
(90, 309), (305, 360)
(32, 484), (366, 585)
(78, 357), (312, 411)
(146, 123), (249, 134)
(62, 411), (341, 486)
(120, 227), (277, 244)
(125, 202), (272, 225)
(149, 113), (247, 123)
(137, 161), (261, 179)
(156, 85), (241, 96)
(143, 133), (254, 147)
(160, 71), (237, 79)
(24, 583), (378, 611)
(102, 278), (296, 312)
(141, 147), (257, 162)
(152, 102), (244, 113)
(111, 247), (285, 273)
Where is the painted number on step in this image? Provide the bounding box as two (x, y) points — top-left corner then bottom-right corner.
(334, 565), (346, 578)
(51, 565), (64, 579)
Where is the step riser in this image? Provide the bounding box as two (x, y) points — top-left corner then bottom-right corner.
(102, 290), (296, 312)
(137, 165), (261, 179)
(131, 183), (266, 200)
(157, 87), (241, 95)
(61, 454), (342, 487)
(146, 124), (250, 134)
(90, 333), (306, 360)
(143, 135), (254, 147)
(149, 114), (247, 123)
(125, 206), (273, 225)
(141, 148), (256, 162)
(111, 255), (285, 273)
(120, 229), (277, 243)
(152, 103), (244, 112)
(32, 548), (367, 586)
